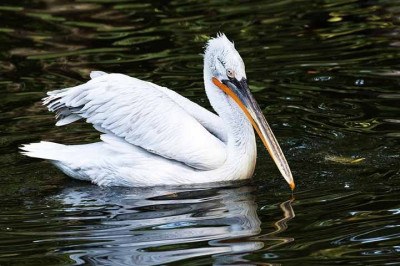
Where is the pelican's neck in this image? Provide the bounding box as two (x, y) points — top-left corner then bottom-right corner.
(204, 76), (257, 176)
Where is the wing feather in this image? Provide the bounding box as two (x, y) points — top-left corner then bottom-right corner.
(43, 73), (227, 170)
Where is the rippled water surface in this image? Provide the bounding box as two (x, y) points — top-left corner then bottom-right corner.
(1, 0), (399, 265)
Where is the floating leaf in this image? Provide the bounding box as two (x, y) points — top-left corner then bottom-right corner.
(324, 155), (366, 164)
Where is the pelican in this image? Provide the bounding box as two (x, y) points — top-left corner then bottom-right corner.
(21, 34), (295, 189)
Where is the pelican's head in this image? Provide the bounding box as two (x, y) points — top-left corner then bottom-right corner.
(204, 33), (295, 190)
(204, 33), (247, 82)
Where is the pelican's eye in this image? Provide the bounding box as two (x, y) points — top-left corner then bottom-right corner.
(226, 69), (235, 79)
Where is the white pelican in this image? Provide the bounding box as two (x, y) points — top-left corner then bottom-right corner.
(21, 33), (295, 189)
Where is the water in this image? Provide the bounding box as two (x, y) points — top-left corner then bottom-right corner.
(0, 0), (399, 264)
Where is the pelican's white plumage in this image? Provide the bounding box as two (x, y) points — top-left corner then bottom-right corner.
(21, 34), (294, 188)
(43, 73), (227, 170)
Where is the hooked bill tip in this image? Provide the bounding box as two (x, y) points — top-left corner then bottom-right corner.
(289, 181), (295, 191)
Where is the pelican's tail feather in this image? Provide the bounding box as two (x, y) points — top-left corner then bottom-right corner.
(20, 142), (94, 182)
(20, 141), (66, 161)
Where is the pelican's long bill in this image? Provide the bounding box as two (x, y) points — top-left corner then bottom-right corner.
(212, 77), (295, 190)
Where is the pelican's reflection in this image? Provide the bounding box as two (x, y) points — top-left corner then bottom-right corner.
(53, 184), (295, 265)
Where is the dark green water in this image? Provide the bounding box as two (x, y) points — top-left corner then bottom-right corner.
(1, 0), (400, 265)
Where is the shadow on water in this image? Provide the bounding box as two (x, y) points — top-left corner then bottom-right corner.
(1, 183), (295, 265)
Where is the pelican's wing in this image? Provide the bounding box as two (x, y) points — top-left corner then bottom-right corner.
(154, 85), (228, 143)
(93, 71), (228, 142)
(43, 73), (227, 170)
